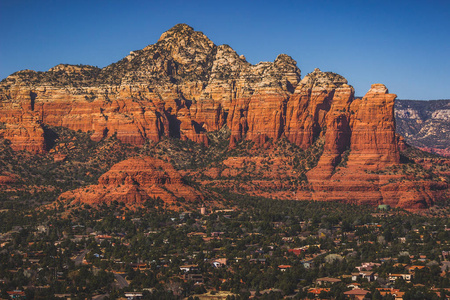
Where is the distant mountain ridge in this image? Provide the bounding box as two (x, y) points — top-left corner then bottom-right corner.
(395, 99), (450, 157)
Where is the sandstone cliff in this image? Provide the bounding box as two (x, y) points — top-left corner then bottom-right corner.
(0, 24), (447, 210)
(0, 24), (302, 150)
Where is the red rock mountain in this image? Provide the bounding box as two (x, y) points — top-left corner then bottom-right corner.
(0, 24), (447, 210)
(58, 157), (203, 209)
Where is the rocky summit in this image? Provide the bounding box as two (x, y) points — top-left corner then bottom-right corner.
(0, 24), (448, 210)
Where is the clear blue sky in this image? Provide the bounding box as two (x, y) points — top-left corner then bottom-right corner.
(1, 0), (449, 100)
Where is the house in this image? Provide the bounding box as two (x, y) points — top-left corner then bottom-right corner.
(343, 288), (370, 300)
(211, 258), (227, 268)
(347, 283), (361, 289)
(308, 288), (330, 297)
(36, 225), (49, 234)
(351, 271), (377, 282)
(288, 248), (303, 256)
(124, 292), (143, 299)
(7, 290), (26, 299)
(278, 265), (291, 272)
(389, 273), (412, 282)
(301, 259), (314, 269)
(131, 263), (148, 271)
(377, 288), (405, 300)
(180, 264), (199, 273)
(355, 262), (380, 271)
(95, 234), (112, 241)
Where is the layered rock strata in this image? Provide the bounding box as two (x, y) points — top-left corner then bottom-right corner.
(1, 24), (447, 210)
(58, 157), (203, 208)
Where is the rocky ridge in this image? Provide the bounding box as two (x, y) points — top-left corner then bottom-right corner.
(395, 99), (450, 157)
(0, 24), (448, 210)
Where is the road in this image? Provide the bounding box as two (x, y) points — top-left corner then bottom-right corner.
(73, 250), (129, 290)
(114, 273), (129, 289)
(92, 294), (109, 300)
(73, 249), (88, 266)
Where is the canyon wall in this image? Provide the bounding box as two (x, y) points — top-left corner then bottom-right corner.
(1, 24), (447, 210)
